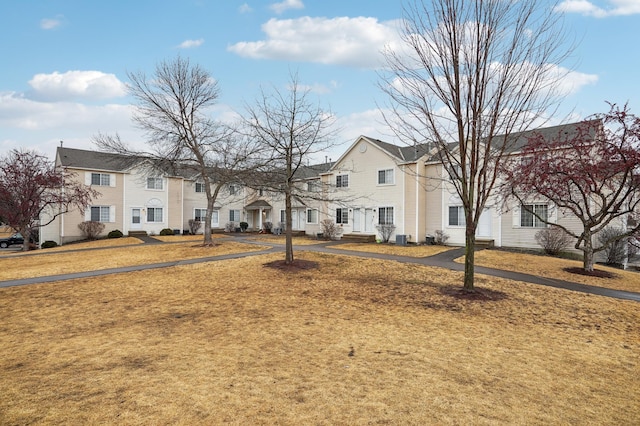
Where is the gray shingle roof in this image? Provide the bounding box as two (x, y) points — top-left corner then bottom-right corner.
(57, 147), (141, 172)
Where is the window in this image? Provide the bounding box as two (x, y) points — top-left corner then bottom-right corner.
(91, 173), (110, 186)
(521, 204), (548, 228)
(90, 206), (110, 222)
(378, 207), (394, 225)
(229, 184), (238, 195)
(194, 208), (206, 221)
(378, 169), (394, 185)
(307, 209), (318, 224)
(449, 206), (465, 226)
(211, 210), (219, 227)
(259, 188), (264, 196)
(336, 208), (348, 224)
(147, 207), (163, 222)
(336, 174), (349, 188)
(307, 181), (320, 192)
(147, 177), (163, 190)
(229, 209), (240, 222)
(195, 182), (205, 193)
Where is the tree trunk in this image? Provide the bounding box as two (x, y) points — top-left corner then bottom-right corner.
(284, 190), (294, 264)
(203, 197), (214, 245)
(19, 226), (30, 252)
(583, 231), (594, 272)
(463, 224), (476, 291)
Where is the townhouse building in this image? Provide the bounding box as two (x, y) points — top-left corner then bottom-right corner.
(41, 121), (602, 254)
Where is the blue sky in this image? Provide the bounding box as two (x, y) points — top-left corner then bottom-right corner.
(1, 0), (639, 161)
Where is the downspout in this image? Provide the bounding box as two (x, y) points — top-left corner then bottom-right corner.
(415, 163), (419, 243)
(401, 164), (406, 237)
(122, 173), (127, 235)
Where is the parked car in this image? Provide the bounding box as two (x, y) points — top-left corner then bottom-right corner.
(0, 233), (24, 248)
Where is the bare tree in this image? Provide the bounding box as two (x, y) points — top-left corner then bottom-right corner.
(380, 0), (572, 291)
(0, 149), (99, 251)
(243, 73), (339, 264)
(94, 56), (257, 246)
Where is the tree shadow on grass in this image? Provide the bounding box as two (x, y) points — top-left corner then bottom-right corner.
(439, 285), (508, 302)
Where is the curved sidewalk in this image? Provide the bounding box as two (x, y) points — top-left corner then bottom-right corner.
(0, 237), (638, 302)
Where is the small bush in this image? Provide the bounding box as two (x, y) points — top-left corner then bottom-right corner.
(598, 227), (633, 265)
(376, 224), (396, 243)
(535, 226), (572, 256)
(107, 229), (123, 239)
(434, 230), (449, 245)
(41, 240), (58, 249)
(239, 221), (249, 232)
(188, 219), (202, 235)
(78, 221), (105, 240)
(262, 222), (273, 233)
(319, 219), (341, 240)
(159, 228), (175, 236)
(224, 222), (236, 232)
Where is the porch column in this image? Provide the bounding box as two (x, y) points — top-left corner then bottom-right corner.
(258, 208), (263, 229)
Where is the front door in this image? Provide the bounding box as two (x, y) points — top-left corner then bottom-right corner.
(131, 208), (142, 230)
(365, 209), (374, 233)
(353, 208), (361, 232)
(476, 208), (492, 237)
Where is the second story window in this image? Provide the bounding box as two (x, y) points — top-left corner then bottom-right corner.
(91, 173), (110, 186)
(336, 174), (349, 188)
(195, 182), (205, 193)
(147, 177), (163, 190)
(229, 184), (238, 195)
(378, 169), (394, 185)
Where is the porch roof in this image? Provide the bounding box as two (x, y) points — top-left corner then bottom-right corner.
(245, 199), (272, 210)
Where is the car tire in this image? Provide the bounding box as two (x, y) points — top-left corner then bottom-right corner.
(0, 242), (7, 248)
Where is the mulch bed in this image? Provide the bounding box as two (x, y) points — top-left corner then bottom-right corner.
(439, 285), (508, 301)
(263, 259), (320, 272)
(563, 267), (617, 279)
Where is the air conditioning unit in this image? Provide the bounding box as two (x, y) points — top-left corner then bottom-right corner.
(396, 234), (407, 246)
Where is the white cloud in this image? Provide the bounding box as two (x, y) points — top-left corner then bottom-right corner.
(178, 38), (205, 49)
(239, 3), (253, 13)
(556, 0), (640, 17)
(295, 80), (339, 95)
(27, 71), (127, 101)
(228, 16), (401, 69)
(269, 0), (304, 14)
(40, 16), (64, 30)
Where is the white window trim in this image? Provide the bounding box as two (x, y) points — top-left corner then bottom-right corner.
(336, 207), (349, 224)
(518, 203), (549, 228)
(146, 177), (164, 191)
(448, 205), (466, 227)
(378, 206), (395, 225)
(336, 174), (349, 188)
(377, 168), (395, 186)
(146, 207), (164, 223)
(306, 208), (318, 224)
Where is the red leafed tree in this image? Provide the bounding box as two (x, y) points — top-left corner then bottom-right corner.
(0, 149), (99, 251)
(502, 103), (640, 271)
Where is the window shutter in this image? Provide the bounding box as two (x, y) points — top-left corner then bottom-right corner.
(512, 205), (521, 228)
(85, 172), (92, 185)
(549, 203), (557, 223)
(110, 206), (116, 223)
(85, 208), (91, 221)
(110, 174), (116, 187)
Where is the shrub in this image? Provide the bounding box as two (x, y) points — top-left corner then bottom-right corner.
(41, 240), (58, 249)
(434, 230), (449, 245)
(78, 221), (105, 240)
(535, 225), (572, 256)
(239, 221), (249, 232)
(107, 229), (123, 239)
(188, 219), (202, 235)
(159, 228), (175, 236)
(224, 222), (236, 232)
(262, 222), (273, 233)
(598, 227), (634, 265)
(376, 224), (396, 243)
(320, 219), (341, 240)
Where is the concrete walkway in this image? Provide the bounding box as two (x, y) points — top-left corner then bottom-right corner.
(1, 235), (639, 302)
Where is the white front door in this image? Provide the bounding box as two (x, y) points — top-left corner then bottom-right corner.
(477, 208), (492, 237)
(131, 208), (142, 230)
(298, 209), (306, 230)
(365, 209), (374, 233)
(353, 208), (361, 232)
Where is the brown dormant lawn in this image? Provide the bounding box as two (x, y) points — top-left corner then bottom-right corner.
(0, 237), (267, 281)
(469, 249), (640, 293)
(0, 244), (638, 424)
